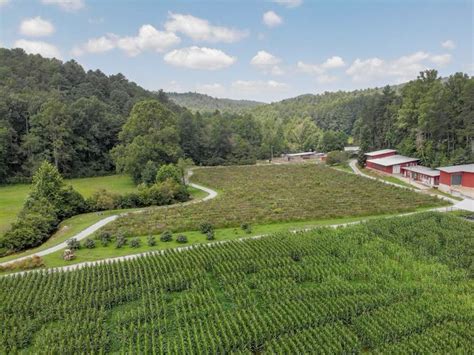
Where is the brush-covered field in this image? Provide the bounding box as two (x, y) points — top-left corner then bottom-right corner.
(0, 175), (136, 235)
(102, 164), (446, 237)
(1, 213), (472, 353)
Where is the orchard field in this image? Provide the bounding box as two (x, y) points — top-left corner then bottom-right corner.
(1, 213), (472, 353)
(102, 164), (446, 237)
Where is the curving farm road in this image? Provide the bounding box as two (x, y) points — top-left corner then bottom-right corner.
(0, 171), (218, 269)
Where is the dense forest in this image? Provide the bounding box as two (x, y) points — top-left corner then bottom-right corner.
(167, 92), (264, 114)
(0, 48), (472, 185)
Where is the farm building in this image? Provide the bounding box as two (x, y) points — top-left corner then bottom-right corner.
(365, 149), (397, 160)
(437, 164), (474, 192)
(366, 155), (419, 174)
(285, 152), (317, 161)
(402, 165), (440, 187)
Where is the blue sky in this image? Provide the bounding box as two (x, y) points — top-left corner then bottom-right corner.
(0, 0), (472, 102)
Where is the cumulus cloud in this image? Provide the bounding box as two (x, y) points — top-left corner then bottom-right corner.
(20, 17), (55, 37)
(250, 50), (284, 75)
(321, 56), (345, 69)
(165, 13), (248, 43)
(14, 39), (61, 59)
(41, 0), (84, 11)
(0, 0), (10, 7)
(441, 40), (456, 50)
(346, 51), (452, 83)
(231, 80), (288, 93)
(263, 11), (283, 28)
(72, 25), (180, 57)
(297, 55), (345, 75)
(164, 46), (236, 70)
(271, 0), (302, 8)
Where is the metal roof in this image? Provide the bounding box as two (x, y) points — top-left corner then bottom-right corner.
(365, 149), (397, 157)
(436, 164), (474, 173)
(403, 165), (440, 177)
(286, 152), (316, 157)
(368, 155), (419, 167)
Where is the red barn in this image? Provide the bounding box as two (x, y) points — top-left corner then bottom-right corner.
(366, 155), (419, 174)
(437, 164), (474, 192)
(365, 149), (397, 160)
(402, 165), (440, 187)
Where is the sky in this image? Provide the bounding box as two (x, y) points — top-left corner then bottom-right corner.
(0, 0), (472, 102)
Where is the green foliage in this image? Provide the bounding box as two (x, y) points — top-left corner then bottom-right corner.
(99, 231), (112, 247)
(325, 151), (349, 166)
(84, 238), (96, 249)
(176, 234), (188, 244)
(319, 130), (347, 152)
(240, 223), (252, 234)
(155, 164), (181, 184)
(130, 238), (140, 248)
(66, 238), (80, 250)
(199, 222), (214, 235)
(147, 235), (156, 247)
(0, 213), (471, 353)
(160, 231), (173, 242)
(115, 234), (127, 248)
(167, 92), (264, 113)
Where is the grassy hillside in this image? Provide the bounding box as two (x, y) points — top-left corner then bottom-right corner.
(0, 175), (136, 235)
(167, 92), (264, 113)
(102, 164), (446, 237)
(1, 213), (472, 353)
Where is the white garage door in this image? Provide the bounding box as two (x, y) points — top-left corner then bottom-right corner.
(393, 165), (400, 174)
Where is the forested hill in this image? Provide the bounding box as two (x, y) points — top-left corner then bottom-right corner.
(0, 48), (181, 182)
(167, 92), (264, 113)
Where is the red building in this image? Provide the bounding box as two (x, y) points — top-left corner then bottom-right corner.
(402, 165), (440, 187)
(366, 155), (419, 174)
(437, 164), (474, 192)
(365, 149), (397, 160)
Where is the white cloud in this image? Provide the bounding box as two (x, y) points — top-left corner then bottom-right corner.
(297, 61), (325, 75)
(321, 56), (345, 69)
(72, 25), (180, 57)
(41, 0), (84, 11)
(231, 80), (288, 93)
(250, 50), (284, 75)
(165, 13), (248, 43)
(430, 54), (452, 66)
(14, 39), (61, 59)
(263, 11), (283, 28)
(20, 17), (55, 37)
(271, 0), (302, 8)
(164, 46), (236, 70)
(0, 0), (10, 7)
(441, 40), (456, 50)
(316, 74), (338, 84)
(346, 51), (451, 83)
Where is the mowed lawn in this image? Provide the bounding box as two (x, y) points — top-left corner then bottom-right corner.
(0, 175), (136, 235)
(103, 164), (448, 237)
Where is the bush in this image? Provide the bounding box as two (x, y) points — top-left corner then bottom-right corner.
(99, 231), (112, 246)
(156, 164), (181, 184)
(176, 234), (188, 244)
(241, 223), (252, 234)
(66, 238), (81, 250)
(160, 231), (173, 242)
(84, 238), (96, 249)
(200, 222), (214, 235)
(206, 230), (215, 240)
(116, 234), (127, 248)
(325, 151), (349, 166)
(0, 255), (44, 272)
(130, 238), (141, 248)
(147, 235), (156, 247)
(86, 189), (120, 211)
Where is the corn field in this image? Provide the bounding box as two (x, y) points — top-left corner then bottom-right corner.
(0, 213), (472, 353)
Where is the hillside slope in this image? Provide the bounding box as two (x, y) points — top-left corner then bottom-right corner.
(167, 92), (265, 113)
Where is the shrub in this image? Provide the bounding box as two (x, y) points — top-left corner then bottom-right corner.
(147, 235), (156, 247)
(84, 238), (96, 249)
(241, 223), (252, 234)
(160, 231), (173, 242)
(0, 255), (44, 272)
(66, 238), (81, 250)
(116, 234), (127, 248)
(99, 231), (112, 246)
(206, 230), (215, 240)
(156, 164), (181, 184)
(130, 238), (141, 248)
(86, 189), (120, 211)
(325, 151), (349, 166)
(200, 222), (214, 235)
(176, 235), (188, 244)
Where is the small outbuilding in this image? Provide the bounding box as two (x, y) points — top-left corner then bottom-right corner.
(366, 155), (419, 174)
(285, 151), (317, 161)
(437, 164), (474, 191)
(402, 165), (440, 187)
(365, 149), (397, 160)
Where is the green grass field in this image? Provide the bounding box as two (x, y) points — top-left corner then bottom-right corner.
(1, 213), (472, 353)
(361, 168), (415, 188)
(102, 164), (447, 237)
(0, 175), (136, 235)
